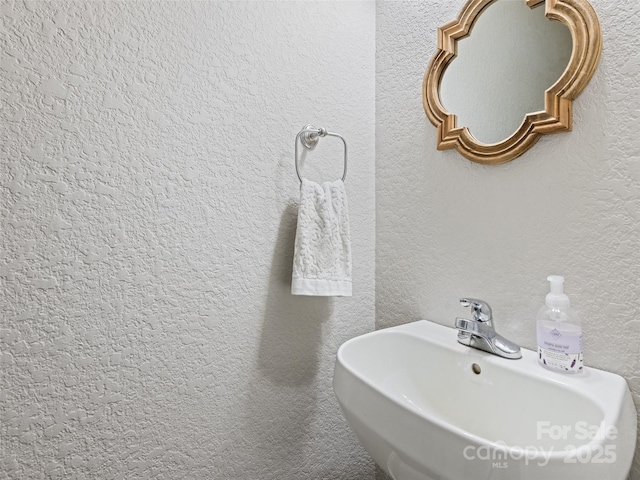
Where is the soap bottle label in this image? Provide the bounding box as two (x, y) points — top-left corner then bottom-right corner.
(537, 327), (583, 373)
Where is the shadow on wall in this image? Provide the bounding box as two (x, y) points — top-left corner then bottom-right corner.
(258, 202), (332, 386)
(376, 466), (392, 480)
(230, 204), (332, 477)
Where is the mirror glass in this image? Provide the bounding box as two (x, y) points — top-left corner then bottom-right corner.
(439, 0), (572, 145)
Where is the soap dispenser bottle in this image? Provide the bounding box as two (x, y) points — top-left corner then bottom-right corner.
(536, 275), (583, 373)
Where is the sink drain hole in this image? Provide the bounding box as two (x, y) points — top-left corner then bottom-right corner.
(471, 363), (481, 375)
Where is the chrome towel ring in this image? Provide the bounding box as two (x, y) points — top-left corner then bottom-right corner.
(294, 124), (347, 183)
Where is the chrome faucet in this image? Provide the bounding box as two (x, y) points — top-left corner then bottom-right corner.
(455, 298), (522, 360)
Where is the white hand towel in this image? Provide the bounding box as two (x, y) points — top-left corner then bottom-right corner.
(291, 178), (352, 296)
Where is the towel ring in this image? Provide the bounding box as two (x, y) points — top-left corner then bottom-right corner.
(294, 124), (347, 183)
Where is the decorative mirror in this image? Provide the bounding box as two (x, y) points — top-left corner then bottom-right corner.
(423, 0), (602, 165)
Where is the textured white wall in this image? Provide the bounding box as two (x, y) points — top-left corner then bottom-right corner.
(0, 1), (375, 478)
(376, 0), (639, 479)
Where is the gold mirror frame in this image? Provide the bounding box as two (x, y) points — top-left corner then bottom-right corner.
(423, 0), (602, 165)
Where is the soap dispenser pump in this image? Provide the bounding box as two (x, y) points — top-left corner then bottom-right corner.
(536, 275), (583, 373)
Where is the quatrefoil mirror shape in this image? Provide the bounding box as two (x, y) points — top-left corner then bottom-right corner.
(423, 0), (602, 165)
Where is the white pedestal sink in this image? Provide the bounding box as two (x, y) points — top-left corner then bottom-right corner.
(333, 320), (637, 480)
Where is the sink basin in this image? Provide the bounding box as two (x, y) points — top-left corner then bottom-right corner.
(333, 320), (637, 480)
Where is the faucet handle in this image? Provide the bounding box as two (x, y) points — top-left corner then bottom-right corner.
(459, 298), (493, 323)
